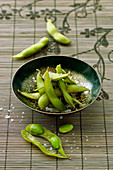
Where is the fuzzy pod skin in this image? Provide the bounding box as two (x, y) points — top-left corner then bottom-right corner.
(47, 19), (71, 45)
(12, 37), (49, 59)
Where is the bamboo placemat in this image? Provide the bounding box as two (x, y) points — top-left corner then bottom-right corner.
(0, 0), (113, 169)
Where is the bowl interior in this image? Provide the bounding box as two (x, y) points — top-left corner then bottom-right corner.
(12, 55), (101, 115)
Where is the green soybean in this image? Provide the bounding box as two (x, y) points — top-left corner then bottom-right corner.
(50, 136), (60, 149)
(12, 37), (49, 59)
(26, 124), (44, 135)
(21, 130), (68, 159)
(44, 69), (66, 111)
(59, 124), (74, 133)
(47, 19), (71, 45)
(18, 90), (40, 100)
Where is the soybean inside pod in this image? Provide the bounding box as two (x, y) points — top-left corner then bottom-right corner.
(25, 123), (70, 159)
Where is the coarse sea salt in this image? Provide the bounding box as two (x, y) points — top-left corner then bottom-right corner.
(5, 115), (10, 119)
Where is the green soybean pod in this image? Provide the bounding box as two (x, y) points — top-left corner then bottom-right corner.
(25, 124), (70, 159)
(66, 84), (90, 93)
(58, 80), (75, 109)
(36, 69), (45, 95)
(18, 90), (40, 100)
(12, 37), (49, 59)
(59, 124), (74, 133)
(21, 130), (68, 159)
(38, 88), (62, 110)
(47, 19), (71, 45)
(38, 93), (50, 110)
(42, 71), (69, 81)
(47, 72), (69, 81)
(56, 64), (76, 84)
(44, 69), (66, 111)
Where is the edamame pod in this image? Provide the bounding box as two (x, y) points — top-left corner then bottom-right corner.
(38, 88), (62, 110)
(49, 72), (69, 81)
(56, 64), (76, 84)
(58, 80), (75, 109)
(34, 82), (58, 93)
(43, 71), (69, 81)
(47, 19), (71, 44)
(18, 90), (40, 100)
(36, 69), (45, 95)
(66, 84), (90, 93)
(21, 130), (68, 159)
(38, 93), (50, 110)
(44, 69), (66, 111)
(12, 37), (49, 59)
(25, 124), (70, 159)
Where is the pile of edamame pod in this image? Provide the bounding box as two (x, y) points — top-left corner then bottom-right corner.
(12, 19), (71, 59)
(18, 64), (90, 112)
(13, 19), (90, 112)
(13, 19), (91, 159)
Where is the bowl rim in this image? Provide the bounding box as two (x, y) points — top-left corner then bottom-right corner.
(12, 55), (102, 115)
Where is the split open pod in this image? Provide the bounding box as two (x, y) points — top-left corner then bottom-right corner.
(12, 56), (101, 115)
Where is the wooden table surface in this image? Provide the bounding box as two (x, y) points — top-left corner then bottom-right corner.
(0, 0), (113, 169)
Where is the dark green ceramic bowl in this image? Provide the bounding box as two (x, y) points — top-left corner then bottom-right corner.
(12, 55), (101, 115)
